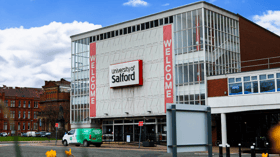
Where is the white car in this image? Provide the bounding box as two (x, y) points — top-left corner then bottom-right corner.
(26, 131), (36, 137)
(1, 132), (7, 137)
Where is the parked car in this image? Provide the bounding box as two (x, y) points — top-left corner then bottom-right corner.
(36, 131), (48, 137)
(62, 128), (102, 147)
(21, 133), (27, 137)
(0, 133), (2, 137)
(26, 131), (36, 137)
(1, 132), (8, 137)
(45, 132), (51, 137)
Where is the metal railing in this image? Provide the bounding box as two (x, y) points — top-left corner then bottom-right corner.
(241, 56), (280, 70)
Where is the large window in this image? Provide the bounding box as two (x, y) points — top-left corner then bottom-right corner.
(243, 76), (258, 94)
(228, 77), (242, 95)
(23, 111), (26, 119)
(260, 74), (275, 93)
(11, 101), (15, 107)
(229, 72), (280, 95)
(277, 73), (280, 92)
(18, 101), (21, 107)
(4, 122), (7, 130)
(28, 111), (30, 119)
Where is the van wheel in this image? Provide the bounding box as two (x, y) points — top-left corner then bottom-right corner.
(83, 140), (89, 147)
(95, 144), (101, 147)
(63, 140), (68, 146)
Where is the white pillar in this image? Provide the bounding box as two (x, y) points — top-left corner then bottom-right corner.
(221, 113), (227, 147)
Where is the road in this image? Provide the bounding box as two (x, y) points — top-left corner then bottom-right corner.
(0, 143), (266, 157)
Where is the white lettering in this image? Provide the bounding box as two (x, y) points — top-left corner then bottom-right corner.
(166, 73), (172, 81)
(91, 97), (95, 104)
(165, 81), (172, 90)
(165, 48), (170, 55)
(90, 90), (96, 97)
(90, 55), (96, 62)
(166, 90), (171, 98)
(164, 40), (172, 47)
(165, 65), (171, 72)
(166, 56), (171, 64)
(91, 84), (95, 90)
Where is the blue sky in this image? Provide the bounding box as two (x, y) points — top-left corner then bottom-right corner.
(0, 0), (279, 29)
(0, 0), (279, 88)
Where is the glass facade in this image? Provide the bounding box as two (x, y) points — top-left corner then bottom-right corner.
(71, 38), (90, 123)
(174, 8), (240, 105)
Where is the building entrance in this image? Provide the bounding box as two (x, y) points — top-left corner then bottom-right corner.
(222, 110), (280, 147)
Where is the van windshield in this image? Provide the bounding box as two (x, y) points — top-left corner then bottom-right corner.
(68, 130), (75, 135)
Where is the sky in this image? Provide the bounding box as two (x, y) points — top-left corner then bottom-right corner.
(0, 0), (280, 88)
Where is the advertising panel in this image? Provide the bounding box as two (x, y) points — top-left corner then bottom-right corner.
(89, 42), (97, 117)
(109, 60), (143, 88)
(163, 25), (174, 112)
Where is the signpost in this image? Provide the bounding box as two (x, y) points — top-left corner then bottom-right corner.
(138, 121), (143, 148)
(55, 123), (58, 145)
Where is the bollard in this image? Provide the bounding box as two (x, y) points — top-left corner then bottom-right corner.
(251, 145), (256, 157)
(226, 144), (230, 157)
(238, 143), (241, 157)
(219, 144), (223, 157)
(266, 142), (269, 157)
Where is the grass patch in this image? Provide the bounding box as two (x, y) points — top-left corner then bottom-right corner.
(0, 136), (59, 141)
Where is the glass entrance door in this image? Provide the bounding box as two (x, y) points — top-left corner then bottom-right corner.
(114, 125), (123, 141)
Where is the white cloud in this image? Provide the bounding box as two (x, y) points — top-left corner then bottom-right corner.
(162, 3), (169, 6)
(0, 21), (102, 88)
(123, 0), (148, 7)
(253, 10), (280, 36)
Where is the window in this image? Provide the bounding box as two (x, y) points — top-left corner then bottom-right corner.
(23, 123), (25, 130)
(33, 123), (38, 130)
(260, 74), (275, 93)
(10, 122), (15, 130)
(34, 102), (38, 108)
(11, 100), (15, 107)
(28, 111), (30, 119)
(28, 101), (31, 108)
(23, 111), (26, 119)
(18, 122), (20, 130)
(34, 112), (37, 119)
(23, 101), (26, 108)
(68, 129), (75, 135)
(4, 122), (7, 130)
(10, 111), (15, 119)
(277, 73), (280, 92)
(137, 25), (140, 31)
(141, 23), (145, 30)
(228, 77), (243, 95)
(18, 101), (21, 107)
(28, 123), (30, 130)
(18, 111), (21, 119)
(243, 76), (258, 94)
(4, 114), (7, 118)
(5, 100), (8, 107)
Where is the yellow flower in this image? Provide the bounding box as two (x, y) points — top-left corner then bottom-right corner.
(45, 150), (56, 157)
(262, 153), (268, 157)
(65, 149), (72, 156)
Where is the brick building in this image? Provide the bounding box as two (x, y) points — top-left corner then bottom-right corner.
(0, 86), (43, 136)
(38, 78), (71, 133)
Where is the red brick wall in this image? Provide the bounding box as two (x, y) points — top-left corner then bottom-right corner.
(207, 78), (228, 97)
(239, 16), (280, 72)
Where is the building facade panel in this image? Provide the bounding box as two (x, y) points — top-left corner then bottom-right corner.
(207, 78), (228, 97)
(239, 16), (280, 72)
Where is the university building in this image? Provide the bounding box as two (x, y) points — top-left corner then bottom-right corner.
(70, 1), (280, 146)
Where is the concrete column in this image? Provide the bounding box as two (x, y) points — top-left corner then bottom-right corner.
(221, 113), (227, 147)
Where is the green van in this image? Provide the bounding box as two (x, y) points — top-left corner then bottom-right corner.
(62, 128), (102, 147)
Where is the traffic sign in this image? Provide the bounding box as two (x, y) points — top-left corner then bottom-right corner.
(138, 121), (143, 126)
(55, 123), (58, 128)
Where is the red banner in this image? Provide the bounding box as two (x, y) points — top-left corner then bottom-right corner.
(163, 25), (174, 113)
(90, 42), (96, 117)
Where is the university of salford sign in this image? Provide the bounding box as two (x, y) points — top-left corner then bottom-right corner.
(109, 60), (143, 88)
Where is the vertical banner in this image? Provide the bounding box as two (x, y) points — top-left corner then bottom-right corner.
(89, 42), (96, 117)
(163, 25), (174, 113)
